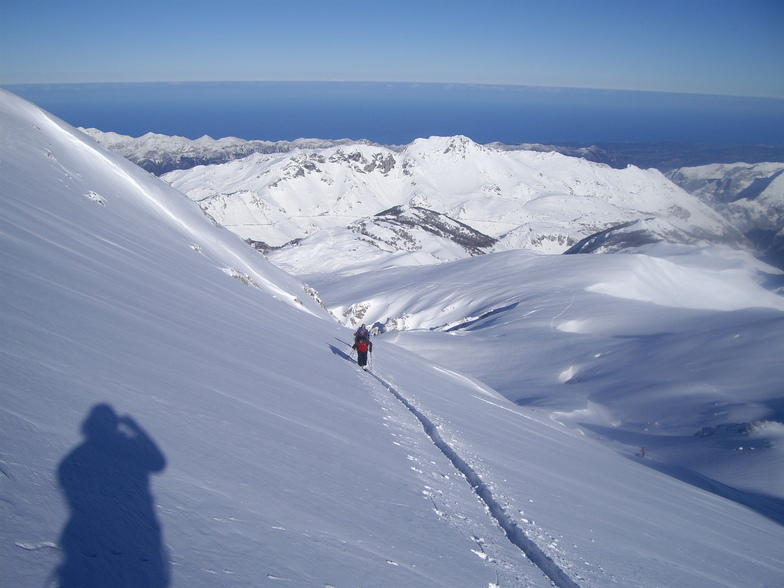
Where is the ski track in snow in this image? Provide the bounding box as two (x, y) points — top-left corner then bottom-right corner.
(361, 363), (581, 588)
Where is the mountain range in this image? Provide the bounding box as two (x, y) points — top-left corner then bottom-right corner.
(83, 128), (782, 272)
(79, 127), (784, 175)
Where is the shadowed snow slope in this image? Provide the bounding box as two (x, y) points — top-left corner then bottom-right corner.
(3, 90), (784, 587)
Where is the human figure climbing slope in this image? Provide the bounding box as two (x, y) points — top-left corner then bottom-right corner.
(353, 324), (370, 344)
(352, 324), (372, 369)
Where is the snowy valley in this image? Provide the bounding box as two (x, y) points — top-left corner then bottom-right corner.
(2, 89), (784, 588)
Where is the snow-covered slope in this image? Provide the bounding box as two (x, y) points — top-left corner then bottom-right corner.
(563, 217), (737, 254)
(159, 135), (744, 266)
(667, 162), (784, 208)
(4, 89), (784, 588)
(667, 162), (784, 266)
(313, 244), (784, 518)
(1, 90), (528, 587)
(162, 144), (410, 248)
(268, 204), (498, 278)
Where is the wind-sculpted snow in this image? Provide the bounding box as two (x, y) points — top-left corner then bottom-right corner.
(4, 89), (784, 587)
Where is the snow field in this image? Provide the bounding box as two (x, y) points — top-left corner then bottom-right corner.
(3, 89), (784, 587)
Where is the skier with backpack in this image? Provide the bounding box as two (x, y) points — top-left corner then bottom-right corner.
(352, 324), (372, 369)
(354, 324), (370, 344)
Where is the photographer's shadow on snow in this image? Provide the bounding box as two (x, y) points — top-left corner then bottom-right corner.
(55, 404), (170, 587)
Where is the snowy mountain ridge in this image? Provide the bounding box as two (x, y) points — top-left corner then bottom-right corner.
(666, 161), (784, 266)
(152, 134), (746, 277)
(4, 89), (784, 588)
(79, 127), (628, 175)
(79, 127), (372, 175)
(87, 127), (782, 270)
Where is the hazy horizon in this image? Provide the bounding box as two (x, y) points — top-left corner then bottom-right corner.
(5, 81), (783, 146)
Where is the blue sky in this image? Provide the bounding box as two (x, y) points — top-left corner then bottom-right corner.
(1, 0), (782, 98)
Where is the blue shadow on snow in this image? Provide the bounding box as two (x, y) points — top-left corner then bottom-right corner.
(580, 422), (784, 527)
(55, 404), (170, 587)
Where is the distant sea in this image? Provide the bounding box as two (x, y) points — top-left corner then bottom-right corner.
(4, 82), (783, 146)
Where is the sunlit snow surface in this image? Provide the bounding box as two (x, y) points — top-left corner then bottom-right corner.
(160, 134), (742, 256)
(314, 243), (784, 502)
(2, 89), (784, 587)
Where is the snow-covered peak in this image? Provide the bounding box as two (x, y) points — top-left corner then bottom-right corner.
(667, 161), (784, 203)
(405, 134), (487, 160)
(158, 131), (744, 273)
